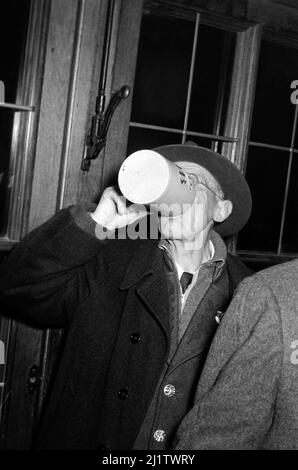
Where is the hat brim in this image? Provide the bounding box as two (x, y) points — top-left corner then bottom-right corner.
(153, 144), (252, 237)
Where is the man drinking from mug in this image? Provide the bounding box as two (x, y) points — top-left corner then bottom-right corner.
(0, 143), (252, 450)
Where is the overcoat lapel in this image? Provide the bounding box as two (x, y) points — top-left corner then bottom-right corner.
(136, 274), (169, 336)
(120, 239), (170, 337)
(167, 271), (230, 374)
(193, 294), (240, 401)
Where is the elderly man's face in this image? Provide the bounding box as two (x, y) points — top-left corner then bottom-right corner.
(158, 164), (231, 244)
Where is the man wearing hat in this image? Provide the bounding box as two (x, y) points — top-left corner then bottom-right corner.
(0, 143), (252, 450)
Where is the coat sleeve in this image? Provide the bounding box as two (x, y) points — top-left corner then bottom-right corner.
(173, 277), (283, 449)
(0, 205), (107, 327)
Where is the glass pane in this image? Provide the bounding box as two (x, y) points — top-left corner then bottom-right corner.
(281, 153), (298, 253)
(0, 0), (31, 234)
(130, 13), (195, 128)
(126, 127), (182, 155)
(250, 40), (297, 147)
(237, 146), (289, 252)
(188, 25), (235, 136)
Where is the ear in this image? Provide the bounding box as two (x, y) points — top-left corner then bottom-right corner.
(213, 199), (233, 223)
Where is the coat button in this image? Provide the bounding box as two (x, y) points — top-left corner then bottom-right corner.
(130, 332), (141, 344)
(215, 310), (224, 324)
(117, 388), (128, 400)
(153, 429), (166, 442)
(163, 384), (175, 397)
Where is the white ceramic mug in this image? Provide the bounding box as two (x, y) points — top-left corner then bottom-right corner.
(118, 150), (196, 216)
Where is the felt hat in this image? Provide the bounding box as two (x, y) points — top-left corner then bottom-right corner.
(153, 142), (252, 237)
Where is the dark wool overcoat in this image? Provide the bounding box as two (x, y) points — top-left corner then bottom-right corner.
(0, 207), (251, 449)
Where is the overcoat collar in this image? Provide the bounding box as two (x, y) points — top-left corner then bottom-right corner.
(119, 239), (163, 289)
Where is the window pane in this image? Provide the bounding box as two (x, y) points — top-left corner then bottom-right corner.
(0, 0), (31, 234)
(1, 0), (31, 103)
(237, 146), (289, 252)
(126, 127), (182, 155)
(188, 25), (235, 136)
(281, 154), (298, 253)
(250, 40), (297, 147)
(130, 14), (195, 128)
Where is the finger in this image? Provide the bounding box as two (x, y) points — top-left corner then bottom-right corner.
(104, 187), (128, 216)
(125, 209), (148, 225)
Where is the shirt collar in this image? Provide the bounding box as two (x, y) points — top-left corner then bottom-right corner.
(158, 229), (227, 280)
(174, 240), (214, 279)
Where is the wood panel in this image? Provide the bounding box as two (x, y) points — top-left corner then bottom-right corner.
(0, 320), (44, 449)
(8, 0), (51, 241)
(0, 0), (50, 248)
(28, 0), (81, 230)
(101, 0), (144, 190)
(58, 0), (109, 208)
(222, 24), (262, 171)
(145, 0), (298, 36)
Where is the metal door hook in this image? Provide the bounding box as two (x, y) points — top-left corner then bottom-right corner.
(81, 85), (130, 171)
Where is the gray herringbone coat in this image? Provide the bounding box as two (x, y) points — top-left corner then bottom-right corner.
(174, 259), (298, 450)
